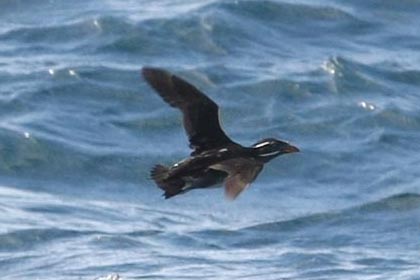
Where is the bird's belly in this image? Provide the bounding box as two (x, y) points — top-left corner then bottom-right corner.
(183, 169), (227, 190)
(169, 150), (234, 178)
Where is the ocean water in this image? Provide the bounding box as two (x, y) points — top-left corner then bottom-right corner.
(1, 0), (420, 279)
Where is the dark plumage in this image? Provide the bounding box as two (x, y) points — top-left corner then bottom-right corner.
(143, 67), (299, 200)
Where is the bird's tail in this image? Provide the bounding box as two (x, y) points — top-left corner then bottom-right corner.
(150, 164), (185, 199)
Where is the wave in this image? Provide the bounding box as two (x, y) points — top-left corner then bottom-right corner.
(91, 1), (371, 58)
(324, 56), (420, 92)
(0, 19), (102, 48)
(217, 1), (358, 24)
(245, 192), (420, 231)
(189, 193), (420, 246)
(357, 192), (420, 212)
(0, 228), (95, 251)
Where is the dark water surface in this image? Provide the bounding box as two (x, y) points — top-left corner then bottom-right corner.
(1, 1), (419, 279)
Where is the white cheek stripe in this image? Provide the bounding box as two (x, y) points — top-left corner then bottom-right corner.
(254, 141), (271, 148)
(259, 151), (280, 157)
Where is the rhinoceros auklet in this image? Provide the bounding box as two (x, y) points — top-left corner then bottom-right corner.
(143, 67), (299, 200)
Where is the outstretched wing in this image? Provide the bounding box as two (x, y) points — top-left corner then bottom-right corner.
(211, 158), (263, 200)
(142, 67), (237, 154)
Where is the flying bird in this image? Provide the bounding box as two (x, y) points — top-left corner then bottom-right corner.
(143, 67), (299, 200)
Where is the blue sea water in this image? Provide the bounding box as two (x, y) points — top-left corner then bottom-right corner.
(1, 0), (420, 279)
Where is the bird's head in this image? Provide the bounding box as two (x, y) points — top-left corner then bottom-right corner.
(252, 138), (299, 162)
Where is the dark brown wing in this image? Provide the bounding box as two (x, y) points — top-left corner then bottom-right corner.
(142, 67), (237, 154)
(211, 158), (263, 200)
